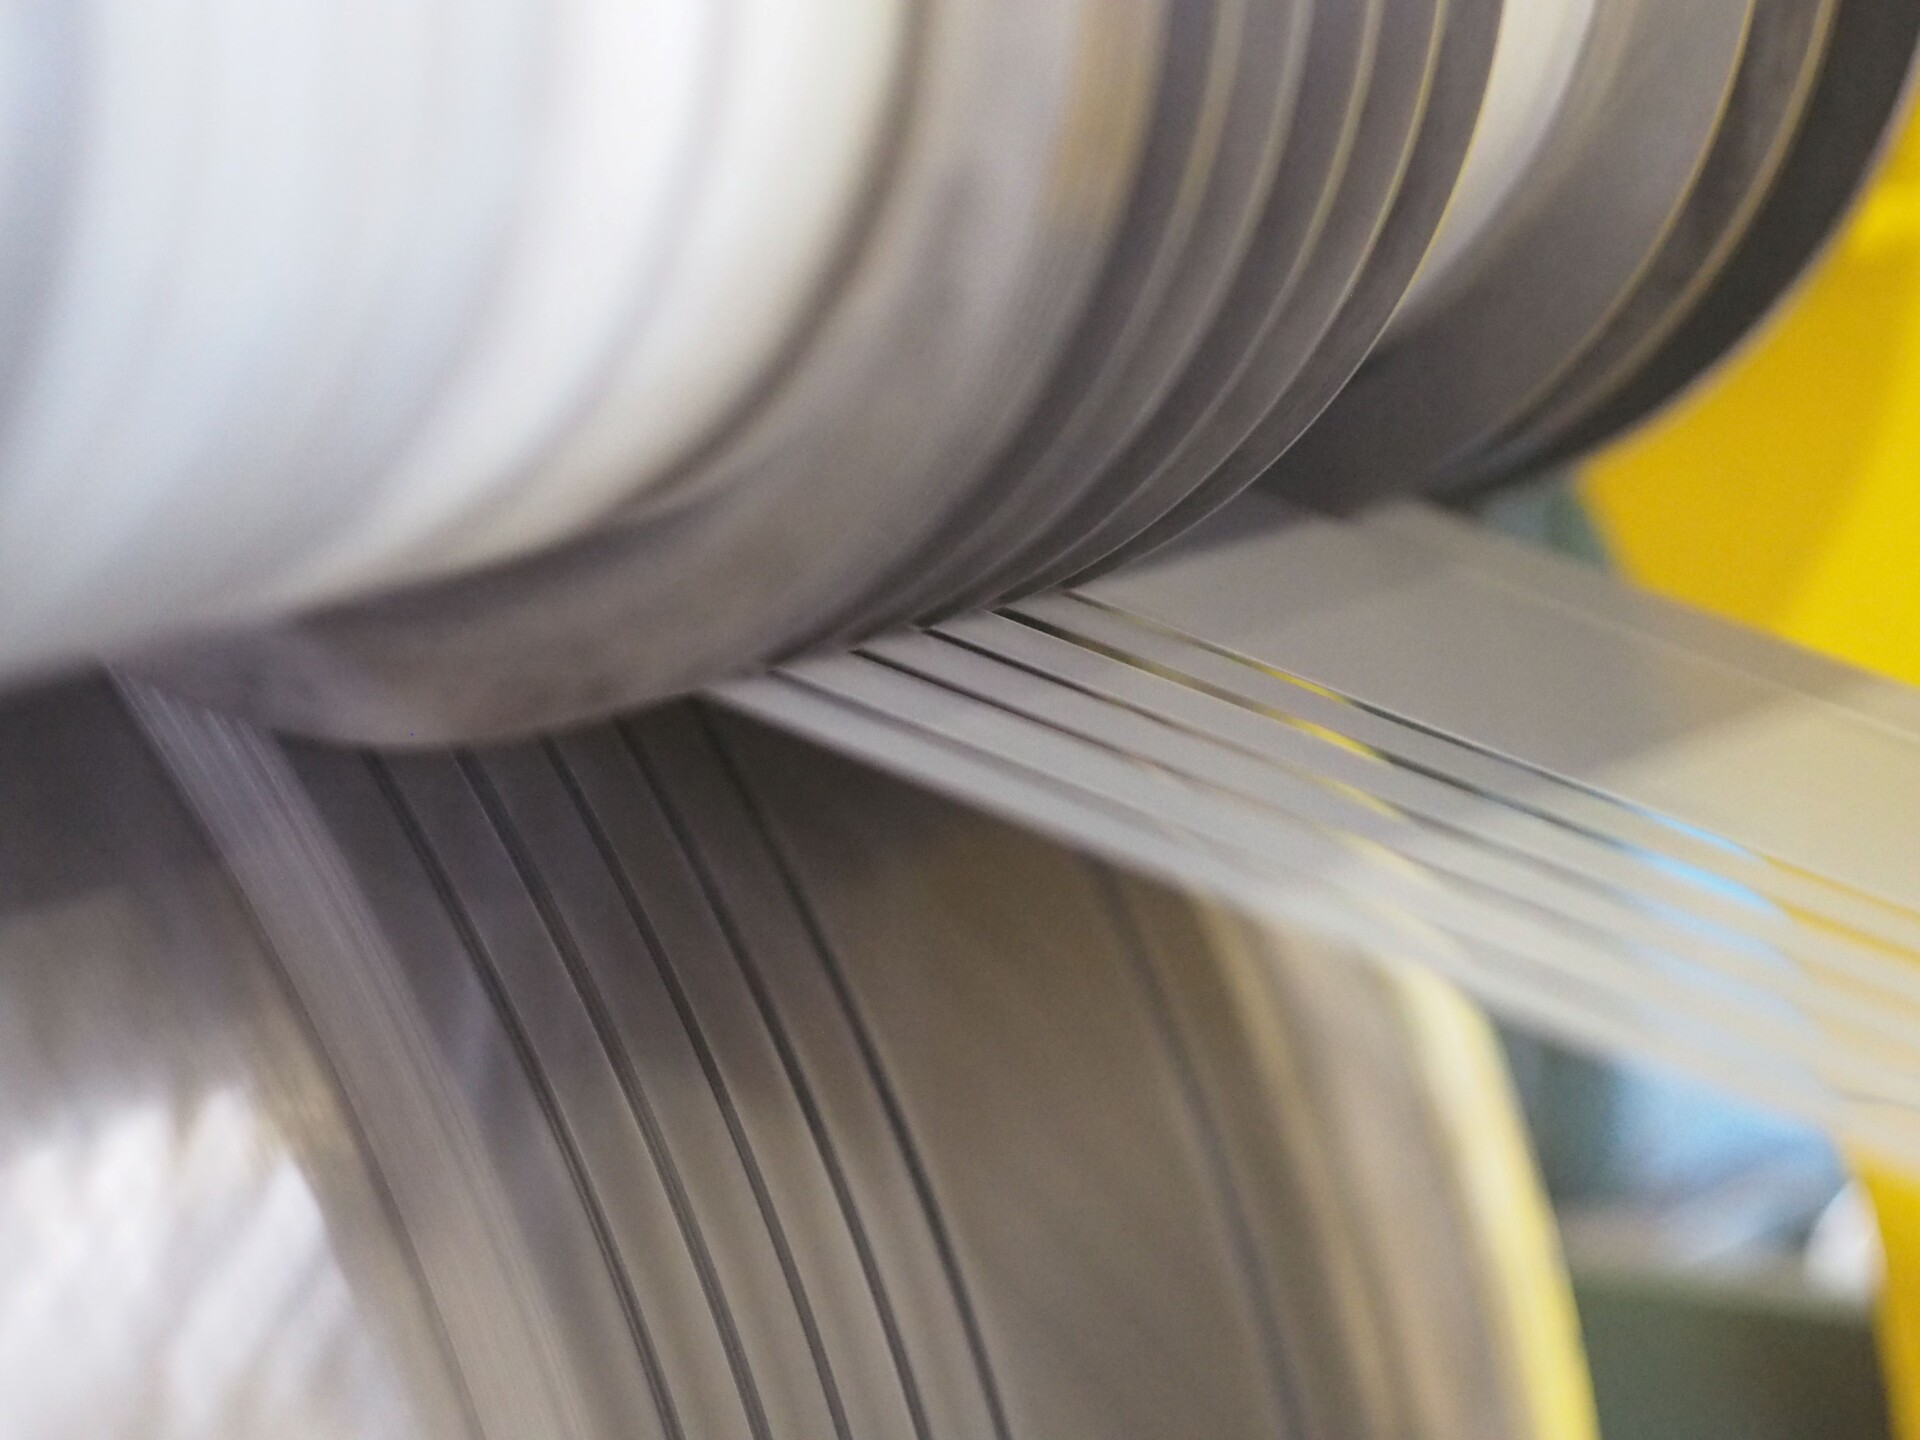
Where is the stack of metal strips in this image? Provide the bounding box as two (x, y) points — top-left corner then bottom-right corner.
(2, 667), (1584, 1439)
(724, 495), (1920, 1171)
(0, 0), (1899, 743)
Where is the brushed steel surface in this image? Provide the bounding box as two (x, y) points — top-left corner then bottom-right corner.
(1068, 0), (1505, 583)
(983, 0), (1387, 596)
(109, 0), (1920, 743)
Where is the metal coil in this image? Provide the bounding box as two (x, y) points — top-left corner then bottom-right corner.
(0, 673), (1586, 1440)
(0, 0), (1908, 741)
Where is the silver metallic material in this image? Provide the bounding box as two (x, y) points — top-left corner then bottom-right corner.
(1266, 0), (1755, 511)
(1517, 0), (1920, 471)
(104, 0), (1919, 743)
(1453, 0), (1836, 487)
(0, 660), (1585, 1439)
(723, 495), (1920, 1168)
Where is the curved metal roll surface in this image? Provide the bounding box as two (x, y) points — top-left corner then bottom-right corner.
(816, 0), (1260, 636)
(1445, 0), (1837, 490)
(975, 0), (1388, 601)
(1055, 0), (1491, 586)
(0, 673), (1586, 1440)
(1520, 0), (1920, 472)
(1086, 0), (1503, 577)
(1264, 0), (1758, 513)
(0, 0), (1914, 742)
(140, 0), (1166, 744)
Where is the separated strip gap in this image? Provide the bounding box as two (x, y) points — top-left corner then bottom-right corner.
(614, 727), (855, 1440)
(735, 670), (1886, 1118)
(924, 621), (1836, 972)
(849, 647), (1920, 1062)
(817, 655), (1920, 1088)
(370, 753), (688, 1440)
(674, 709), (937, 1440)
(461, 751), (772, 1440)
(692, 711), (1016, 1440)
(1037, 594), (1920, 947)
(733, 672), (1889, 1121)
(549, 737), (879, 1440)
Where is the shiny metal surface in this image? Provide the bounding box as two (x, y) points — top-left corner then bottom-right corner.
(9, 6), (1920, 1429)
(0, 684), (467, 1440)
(921, 0), (1307, 620)
(1077, 0), (1505, 581)
(981, 0), (1389, 598)
(1531, 0), (1920, 467)
(721, 493), (1920, 1168)
(817, 0), (1267, 634)
(0, 664), (1583, 1438)
(140, 0), (1165, 743)
(97, 0), (1920, 742)
(1267, 0), (1756, 512)
(1452, 0), (1835, 487)
(1007, 0), (1440, 593)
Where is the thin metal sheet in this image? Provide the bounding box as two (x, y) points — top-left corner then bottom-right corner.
(266, 733), (674, 1440)
(818, 0), (1254, 636)
(714, 494), (1920, 1172)
(0, 655), (1590, 1440)
(607, 709), (1006, 1440)
(395, 747), (804, 1440)
(739, 647), (1917, 1102)
(708, 716), (1308, 1440)
(1004, 0), (1436, 592)
(877, 0), (1313, 628)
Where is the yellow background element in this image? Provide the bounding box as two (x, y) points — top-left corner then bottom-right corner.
(1584, 116), (1920, 685)
(1578, 108), (1920, 1439)
(1866, 1171), (1920, 1440)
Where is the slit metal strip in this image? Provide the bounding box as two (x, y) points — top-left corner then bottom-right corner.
(367, 753), (679, 1440)
(716, 667), (1858, 1157)
(775, 646), (1917, 1101)
(949, 604), (1920, 1028)
(719, 721), (1299, 1439)
(493, 727), (848, 1440)
(697, 712), (1020, 1440)
(881, 623), (1920, 1055)
(638, 706), (993, 1440)
(1092, 870), (1344, 1440)
(1012, 589), (1920, 955)
(714, 504), (1920, 1166)
(468, 743), (774, 1440)
(374, 754), (683, 1440)
(619, 714), (918, 1440)
(1080, 500), (1920, 932)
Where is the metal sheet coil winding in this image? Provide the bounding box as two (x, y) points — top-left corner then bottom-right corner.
(0, 0), (1906, 741)
(0, 671), (1588, 1440)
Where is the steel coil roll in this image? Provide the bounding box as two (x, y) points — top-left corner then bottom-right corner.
(0, 0), (1912, 739)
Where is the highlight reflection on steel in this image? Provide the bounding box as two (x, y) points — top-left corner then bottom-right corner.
(0, 666), (1588, 1440)
(0, 0), (1886, 743)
